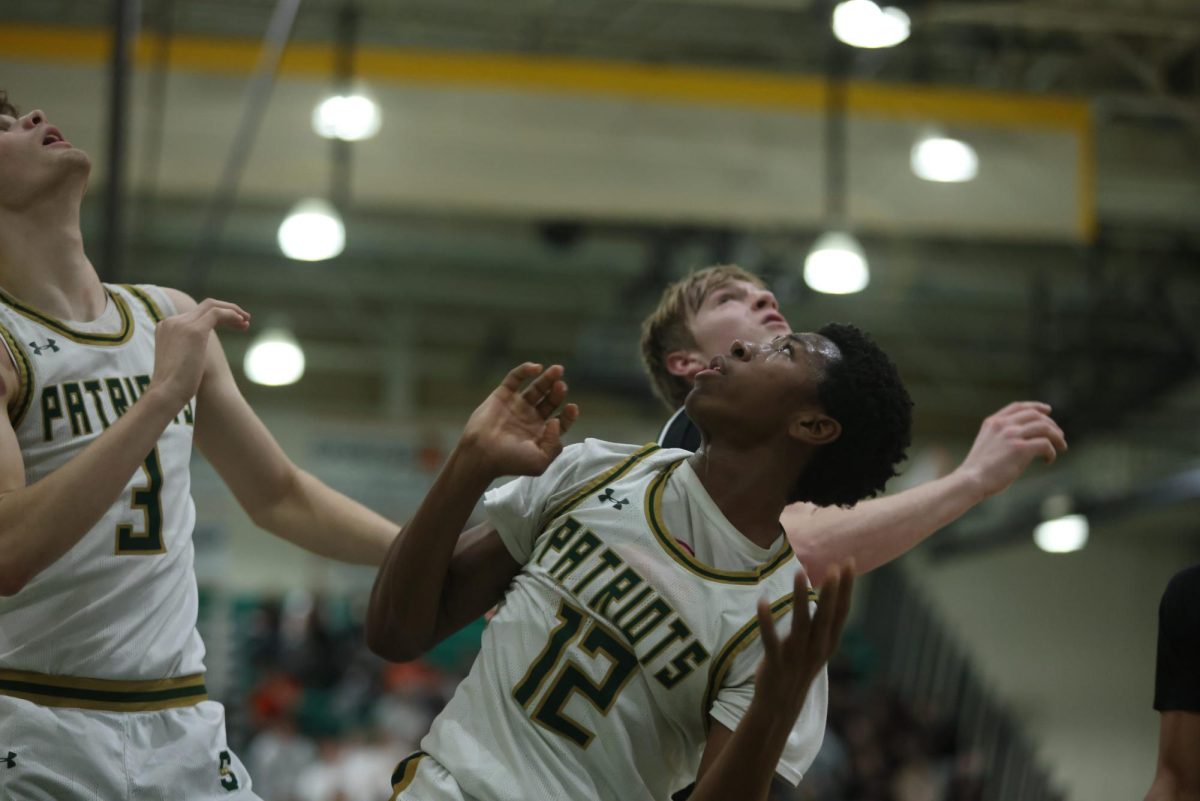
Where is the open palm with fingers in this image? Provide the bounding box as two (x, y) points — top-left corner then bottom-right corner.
(959, 401), (1068, 498)
(152, 297), (250, 411)
(755, 563), (855, 721)
(462, 363), (580, 478)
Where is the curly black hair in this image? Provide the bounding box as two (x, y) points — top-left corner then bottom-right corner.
(790, 323), (913, 508)
(0, 91), (17, 118)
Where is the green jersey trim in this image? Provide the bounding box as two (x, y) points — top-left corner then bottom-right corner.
(540, 443), (661, 528)
(701, 593), (794, 728)
(120, 284), (165, 322)
(389, 751), (428, 799)
(0, 287), (134, 345)
(644, 461), (794, 585)
(0, 321), (34, 428)
(0, 669), (207, 712)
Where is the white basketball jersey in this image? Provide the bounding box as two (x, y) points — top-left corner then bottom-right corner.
(421, 439), (827, 801)
(0, 284), (204, 681)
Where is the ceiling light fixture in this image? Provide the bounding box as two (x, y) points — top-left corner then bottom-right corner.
(911, 134), (979, 183)
(244, 327), (306, 387)
(312, 93), (381, 142)
(805, 56), (869, 296)
(1034, 514), (1089, 554)
(1034, 494), (1089, 554)
(277, 198), (345, 262)
(833, 0), (911, 49)
(804, 231), (870, 294)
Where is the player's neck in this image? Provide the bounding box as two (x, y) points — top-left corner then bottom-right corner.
(0, 196), (106, 321)
(687, 443), (806, 549)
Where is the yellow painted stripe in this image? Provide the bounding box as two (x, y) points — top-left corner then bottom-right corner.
(0, 24), (1088, 130)
(0, 23), (1093, 239)
(1077, 115), (1098, 242)
(1, 25), (114, 64)
(844, 81), (1089, 129)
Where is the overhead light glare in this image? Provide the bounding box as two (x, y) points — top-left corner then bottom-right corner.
(313, 93), (381, 141)
(278, 198), (345, 262)
(244, 327), (306, 387)
(1034, 514), (1089, 554)
(911, 135), (979, 183)
(804, 231), (870, 295)
(833, 0), (911, 49)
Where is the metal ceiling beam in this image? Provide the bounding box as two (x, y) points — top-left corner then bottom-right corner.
(638, 0), (813, 8)
(100, 0), (140, 282)
(1091, 35), (1200, 135)
(925, 3), (1200, 40)
(928, 465), (1200, 561)
(184, 0), (303, 296)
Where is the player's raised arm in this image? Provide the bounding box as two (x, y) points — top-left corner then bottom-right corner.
(690, 564), (854, 801)
(785, 401), (1066, 585)
(366, 363), (579, 662)
(164, 287), (400, 566)
(0, 298), (249, 595)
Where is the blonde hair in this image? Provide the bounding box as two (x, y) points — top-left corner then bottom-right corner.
(639, 264), (765, 410)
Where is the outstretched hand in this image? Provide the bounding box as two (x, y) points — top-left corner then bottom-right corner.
(754, 563), (854, 721)
(958, 401), (1068, 499)
(461, 363), (580, 479)
(152, 297), (250, 411)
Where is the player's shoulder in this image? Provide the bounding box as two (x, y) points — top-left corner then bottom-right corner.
(561, 438), (661, 469)
(1161, 563), (1200, 621)
(1165, 563), (1200, 594)
(547, 438), (675, 487)
(151, 286), (194, 315)
(721, 559), (811, 668)
(109, 283), (192, 317)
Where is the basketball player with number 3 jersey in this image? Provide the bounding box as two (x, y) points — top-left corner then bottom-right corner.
(0, 95), (399, 800)
(368, 323), (912, 801)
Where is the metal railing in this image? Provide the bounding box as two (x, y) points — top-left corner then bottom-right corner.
(860, 564), (1065, 801)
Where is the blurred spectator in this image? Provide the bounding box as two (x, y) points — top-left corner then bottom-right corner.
(232, 594), (982, 801)
(244, 719), (316, 801)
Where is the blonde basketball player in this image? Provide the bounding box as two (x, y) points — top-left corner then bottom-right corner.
(368, 321), (912, 800)
(643, 265), (1068, 585)
(0, 95), (398, 799)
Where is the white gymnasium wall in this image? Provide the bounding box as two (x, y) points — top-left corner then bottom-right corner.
(1, 52), (1089, 241)
(903, 528), (1200, 801)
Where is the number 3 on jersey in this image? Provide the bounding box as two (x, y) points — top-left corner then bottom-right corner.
(512, 599), (638, 748)
(116, 448), (165, 554)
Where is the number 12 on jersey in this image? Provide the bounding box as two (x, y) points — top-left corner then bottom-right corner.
(512, 599), (639, 748)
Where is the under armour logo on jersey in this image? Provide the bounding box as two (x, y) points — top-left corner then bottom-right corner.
(28, 339), (59, 355)
(1, 751), (15, 769)
(598, 488), (629, 510)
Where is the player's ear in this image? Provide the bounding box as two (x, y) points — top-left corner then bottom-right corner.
(788, 412), (840, 446)
(665, 349), (708, 380)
